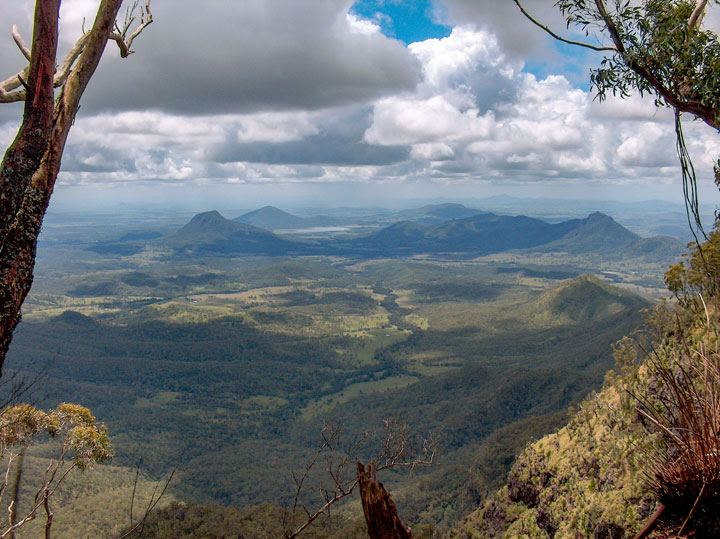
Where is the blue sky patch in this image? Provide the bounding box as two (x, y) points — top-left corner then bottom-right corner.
(522, 40), (604, 90)
(350, 0), (451, 44)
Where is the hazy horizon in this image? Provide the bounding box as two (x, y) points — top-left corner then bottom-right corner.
(4, 0), (720, 217)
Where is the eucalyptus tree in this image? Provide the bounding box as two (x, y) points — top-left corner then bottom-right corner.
(515, 0), (720, 235)
(0, 0), (152, 371)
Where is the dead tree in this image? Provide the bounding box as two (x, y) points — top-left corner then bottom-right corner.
(357, 460), (412, 539)
(0, 0), (152, 373)
(283, 419), (436, 538)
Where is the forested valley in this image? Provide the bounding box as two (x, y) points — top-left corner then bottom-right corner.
(1, 202), (682, 536)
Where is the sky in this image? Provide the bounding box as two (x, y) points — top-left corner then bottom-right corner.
(1, 0), (720, 212)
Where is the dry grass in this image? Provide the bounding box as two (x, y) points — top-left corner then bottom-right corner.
(637, 298), (720, 537)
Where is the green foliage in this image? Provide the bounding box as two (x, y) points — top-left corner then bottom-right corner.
(0, 403), (112, 466)
(0, 403), (113, 537)
(558, 0), (720, 125)
(665, 229), (720, 300)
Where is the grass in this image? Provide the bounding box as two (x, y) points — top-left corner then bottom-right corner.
(300, 375), (420, 421)
(404, 350), (463, 376)
(344, 328), (409, 366)
(135, 391), (181, 408)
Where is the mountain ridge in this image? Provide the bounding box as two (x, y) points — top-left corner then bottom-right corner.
(87, 207), (684, 261)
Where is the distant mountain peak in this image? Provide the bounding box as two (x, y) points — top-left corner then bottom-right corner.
(162, 209), (296, 256)
(181, 210), (239, 232)
(254, 205), (288, 214)
(422, 203), (468, 210)
(234, 206), (306, 229)
(190, 210), (226, 223)
(586, 211), (614, 222)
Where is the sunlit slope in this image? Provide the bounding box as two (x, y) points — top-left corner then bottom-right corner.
(521, 273), (649, 327)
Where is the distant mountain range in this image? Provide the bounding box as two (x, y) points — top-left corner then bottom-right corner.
(88, 205), (685, 261)
(392, 203), (487, 224)
(232, 203), (485, 229)
(348, 211), (683, 260)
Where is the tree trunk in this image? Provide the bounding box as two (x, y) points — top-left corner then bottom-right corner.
(0, 0), (61, 369)
(357, 460), (412, 539)
(0, 0), (124, 373)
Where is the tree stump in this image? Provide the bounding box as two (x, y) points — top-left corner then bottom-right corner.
(357, 460), (412, 539)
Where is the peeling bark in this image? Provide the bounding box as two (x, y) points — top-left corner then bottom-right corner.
(0, 0), (150, 372)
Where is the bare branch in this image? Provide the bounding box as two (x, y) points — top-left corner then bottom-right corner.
(125, 0), (152, 52)
(11, 26), (31, 62)
(285, 419), (436, 538)
(689, 0), (709, 29)
(1, 0), (152, 104)
(8, 450), (23, 539)
(115, 469), (176, 539)
(512, 0), (617, 53)
(53, 33), (90, 89)
(42, 489), (52, 539)
(109, 0), (153, 58)
(0, 69), (29, 103)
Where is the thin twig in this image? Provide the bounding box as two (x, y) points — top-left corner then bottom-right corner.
(512, 0), (616, 52)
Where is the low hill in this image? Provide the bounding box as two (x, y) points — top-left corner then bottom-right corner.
(524, 274), (651, 326)
(234, 206), (308, 229)
(163, 210), (298, 255)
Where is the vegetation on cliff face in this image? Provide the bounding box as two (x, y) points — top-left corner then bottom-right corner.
(451, 357), (657, 537)
(452, 230), (720, 538)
